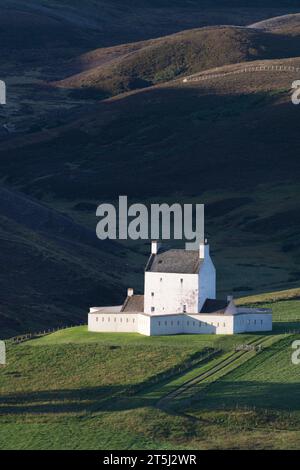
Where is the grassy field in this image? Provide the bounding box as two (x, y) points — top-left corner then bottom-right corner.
(1, 293), (299, 450)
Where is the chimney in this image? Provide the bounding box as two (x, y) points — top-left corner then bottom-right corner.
(199, 238), (209, 259)
(227, 295), (233, 303)
(151, 240), (160, 255)
(127, 288), (134, 297)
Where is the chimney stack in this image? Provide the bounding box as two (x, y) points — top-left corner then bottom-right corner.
(199, 238), (209, 259)
(151, 240), (160, 255)
(227, 295), (233, 303)
(127, 288), (134, 297)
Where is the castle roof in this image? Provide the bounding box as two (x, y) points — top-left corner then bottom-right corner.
(146, 248), (202, 274)
(200, 299), (230, 314)
(121, 295), (144, 312)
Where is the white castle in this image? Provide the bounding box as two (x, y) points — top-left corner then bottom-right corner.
(88, 240), (272, 336)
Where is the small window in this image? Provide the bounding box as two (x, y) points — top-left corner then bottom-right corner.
(199, 321), (201, 327)
(102, 317), (104, 322)
(165, 321), (167, 326)
(133, 318), (135, 323)
(126, 318), (129, 323)
(223, 322), (226, 327)
(158, 321), (161, 326)
(120, 318), (122, 323)
(151, 307), (155, 312)
(254, 319), (256, 325)
(183, 305), (187, 313)
(151, 292), (154, 297)
(180, 278), (183, 284)
(96, 317), (98, 322)
(160, 278), (163, 282)
(114, 317), (116, 322)
(217, 322), (219, 327)
(177, 321), (180, 326)
(187, 321), (189, 326)
(261, 320), (263, 325)
(193, 321), (195, 326)
(108, 317), (110, 322)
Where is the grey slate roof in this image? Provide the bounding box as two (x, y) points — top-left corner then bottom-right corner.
(121, 295), (144, 312)
(200, 299), (230, 314)
(146, 249), (202, 274)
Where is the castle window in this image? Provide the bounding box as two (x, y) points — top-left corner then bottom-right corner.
(114, 317), (116, 322)
(261, 320), (263, 325)
(223, 322), (226, 327)
(133, 318), (135, 323)
(199, 322), (201, 327)
(254, 319), (256, 325)
(108, 317), (110, 322)
(102, 317), (104, 322)
(160, 278), (162, 282)
(193, 321), (195, 326)
(151, 307), (155, 312)
(180, 278), (183, 284)
(158, 321), (161, 326)
(126, 318), (129, 323)
(187, 321), (189, 326)
(177, 321), (180, 326)
(151, 292), (154, 297)
(171, 321), (173, 326)
(165, 321), (167, 326)
(96, 317), (98, 322)
(183, 305), (187, 313)
(120, 318), (122, 323)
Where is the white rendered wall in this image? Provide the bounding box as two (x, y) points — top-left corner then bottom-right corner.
(88, 312), (138, 333)
(198, 251), (216, 311)
(233, 313), (272, 333)
(144, 272), (199, 314)
(149, 314), (234, 335)
(88, 311), (271, 336)
(149, 315), (184, 336)
(137, 314), (151, 336)
(184, 314), (234, 334)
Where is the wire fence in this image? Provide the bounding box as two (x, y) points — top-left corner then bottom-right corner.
(5, 322), (86, 346)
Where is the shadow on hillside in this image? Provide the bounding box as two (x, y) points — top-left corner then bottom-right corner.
(273, 321), (300, 333)
(0, 385), (122, 415)
(188, 379), (300, 414)
(1, 379), (299, 416)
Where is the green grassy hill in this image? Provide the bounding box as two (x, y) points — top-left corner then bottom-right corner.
(1, 292), (299, 450)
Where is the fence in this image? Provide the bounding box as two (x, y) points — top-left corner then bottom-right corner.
(5, 322), (86, 345)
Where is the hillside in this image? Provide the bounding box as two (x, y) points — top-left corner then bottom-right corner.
(1, 7), (300, 337)
(0, 186), (145, 338)
(1, 57), (300, 300)
(1, 292), (299, 449)
(2, 0), (295, 55)
(56, 25), (300, 97)
(250, 12), (300, 35)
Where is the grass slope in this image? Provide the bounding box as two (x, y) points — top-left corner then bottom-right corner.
(0, 296), (299, 449)
(187, 334), (300, 449)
